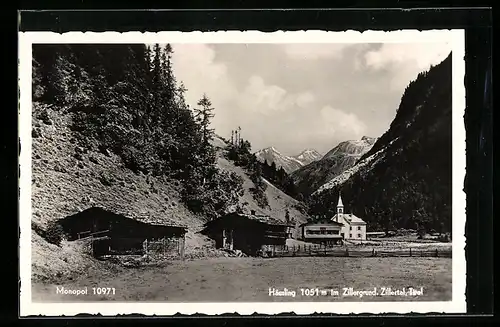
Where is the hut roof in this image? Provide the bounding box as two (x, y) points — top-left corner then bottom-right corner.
(206, 212), (294, 227)
(243, 213), (295, 227)
(61, 206), (188, 229)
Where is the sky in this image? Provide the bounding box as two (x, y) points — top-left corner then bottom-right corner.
(170, 42), (452, 156)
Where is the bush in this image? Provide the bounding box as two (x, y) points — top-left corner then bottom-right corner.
(45, 221), (66, 246)
(250, 186), (269, 208)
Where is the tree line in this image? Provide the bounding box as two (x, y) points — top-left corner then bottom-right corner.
(32, 44), (243, 220)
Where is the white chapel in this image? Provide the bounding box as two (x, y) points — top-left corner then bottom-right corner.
(330, 192), (367, 241)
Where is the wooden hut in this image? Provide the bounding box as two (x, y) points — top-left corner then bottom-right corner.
(202, 211), (294, 256)
(57, 206), (188, 258)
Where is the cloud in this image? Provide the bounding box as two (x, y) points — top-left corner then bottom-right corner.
(363, 42), (452, 90)
(237, 76), (316, 114)
(296, 92), (315, 107)
(170, 42), (434, 155)
(170, 44), (237, 109)
(283, 44), (352, 60)
(171, 44), (318, 146)
(318, 106), (367, 137)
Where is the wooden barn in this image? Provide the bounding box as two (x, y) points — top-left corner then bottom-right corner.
(202, 211), (294, 256)
(57, 206), (188, 258)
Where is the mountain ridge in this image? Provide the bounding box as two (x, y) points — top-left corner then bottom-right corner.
(291, 136), (377, 197)
(294, 149), (322, 166)
(254, 146), (321, 174)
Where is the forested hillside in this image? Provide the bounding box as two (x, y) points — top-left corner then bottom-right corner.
(32, 44), (242, 221)
(308, 53), (453, 235)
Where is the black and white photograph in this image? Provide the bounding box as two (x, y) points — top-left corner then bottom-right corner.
(19, 30), (466, 315)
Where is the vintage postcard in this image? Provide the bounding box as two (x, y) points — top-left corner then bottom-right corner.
(19, 30), (466, 316)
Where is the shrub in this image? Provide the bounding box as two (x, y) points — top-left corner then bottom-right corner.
(45, 221), (66, 246)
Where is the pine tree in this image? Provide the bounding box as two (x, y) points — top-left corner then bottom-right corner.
(195, 94), (215, 147)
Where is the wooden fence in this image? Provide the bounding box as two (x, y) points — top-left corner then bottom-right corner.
(78, 230), (185, 259)
(261, 244), (452, 258)
(143, 237), (185, 259)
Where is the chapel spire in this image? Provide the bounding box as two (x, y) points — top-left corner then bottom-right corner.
(336, 191), (344, 221)
(337, 191), (344, 208)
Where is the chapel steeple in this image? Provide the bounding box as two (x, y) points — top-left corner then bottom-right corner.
(337, 191), (344, 220)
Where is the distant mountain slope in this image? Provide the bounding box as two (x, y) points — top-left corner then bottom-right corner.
(313, 137), (394, 195)
(292, 136), (377, 197)
(254, 147), (304, 174)
(293, 149), (322, 166)
(309, 53), (453, 234)
(254, 147), (323, 174)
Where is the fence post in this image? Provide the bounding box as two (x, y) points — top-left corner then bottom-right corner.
(180, 235), (185, 260)
(372, 248), (375, 257)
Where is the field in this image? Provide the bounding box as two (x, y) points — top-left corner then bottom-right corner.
(32, 256), (452, 302)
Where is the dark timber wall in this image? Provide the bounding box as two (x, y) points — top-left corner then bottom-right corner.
(58, 207), (187, 258)
(203, 213), (290, 256)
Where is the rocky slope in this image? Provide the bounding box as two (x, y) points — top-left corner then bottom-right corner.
(309, 53), (453, 233)
(291, 136), (377, 197)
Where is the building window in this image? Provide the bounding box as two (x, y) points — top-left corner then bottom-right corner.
(357, 226), (361, 230)
(349, 233), (352, 238)
(358, 234), (361, 238)
(350, 226), (352, 230)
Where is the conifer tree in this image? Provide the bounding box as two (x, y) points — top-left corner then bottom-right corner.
(194, 94), (215, 147)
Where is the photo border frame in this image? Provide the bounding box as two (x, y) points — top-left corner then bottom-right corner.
(13, 7), (491, 322)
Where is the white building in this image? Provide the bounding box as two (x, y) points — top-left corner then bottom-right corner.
(299, 218), (344, 246)
(330, 192), (367, 241)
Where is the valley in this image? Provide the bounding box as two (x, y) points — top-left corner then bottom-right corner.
(27, 43), (454, 304)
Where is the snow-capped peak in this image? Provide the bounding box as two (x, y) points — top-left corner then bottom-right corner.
(293, 149), (322, 165)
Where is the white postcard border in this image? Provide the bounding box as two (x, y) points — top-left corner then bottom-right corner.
(19, 30), (466, 316)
